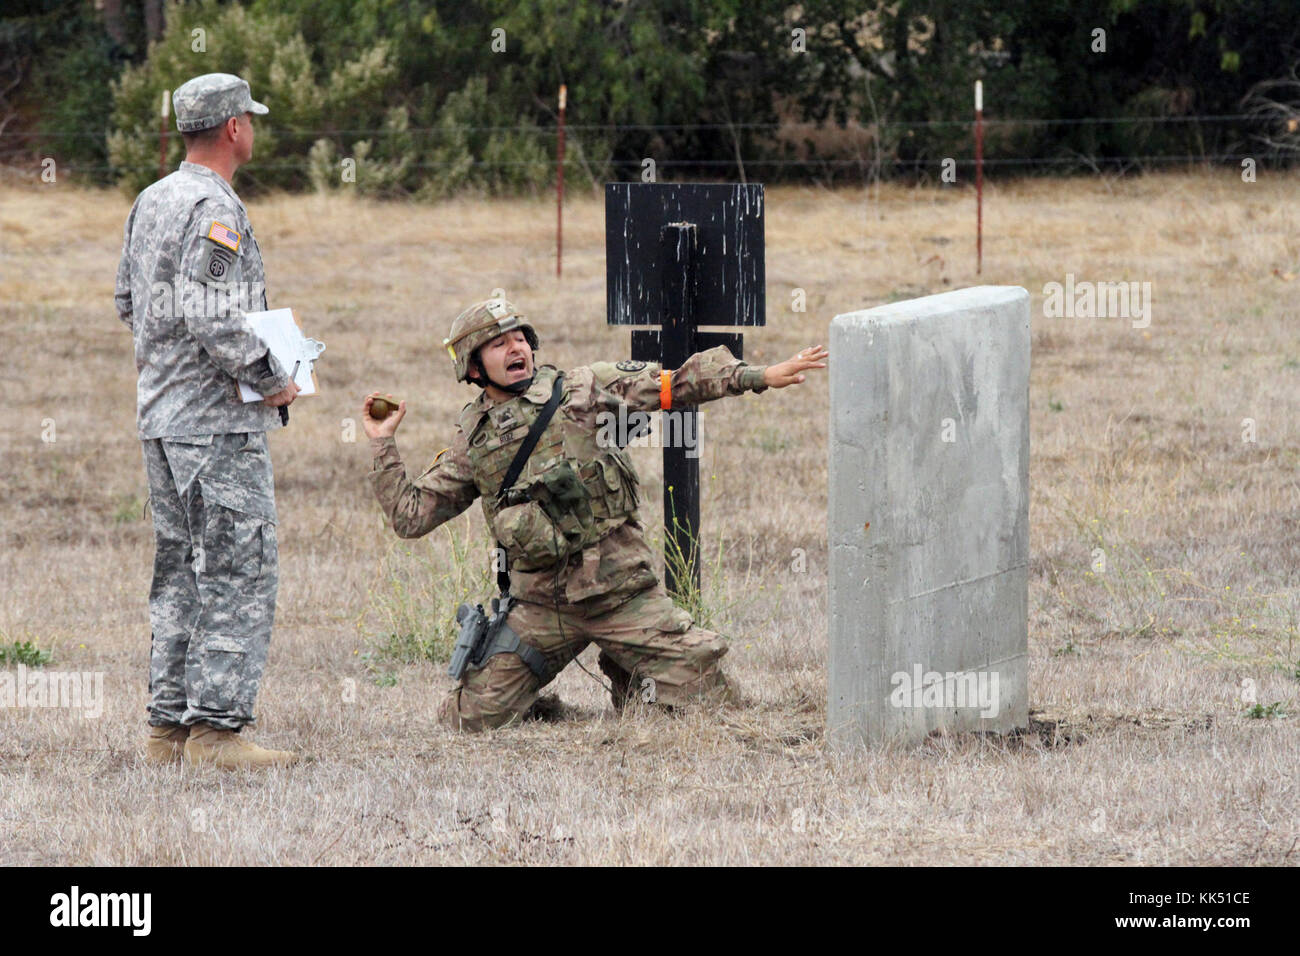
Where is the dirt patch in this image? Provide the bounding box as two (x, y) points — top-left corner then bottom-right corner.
(920, 708), (1219, 754)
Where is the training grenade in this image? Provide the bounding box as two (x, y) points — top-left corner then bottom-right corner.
(370, 397), (397, 420)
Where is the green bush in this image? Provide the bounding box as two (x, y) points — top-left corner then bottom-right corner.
(4, 0), (127, 182)
(417, 76), (561, 199)
(108, 0), (393, 195)
(309, 106), (414, 198)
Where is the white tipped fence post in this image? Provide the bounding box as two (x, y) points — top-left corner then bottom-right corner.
(159, 89), (170, 181)
(556, 84), (567, 278)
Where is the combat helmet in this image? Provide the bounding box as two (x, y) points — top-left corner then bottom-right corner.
(443, 298), (540, 385)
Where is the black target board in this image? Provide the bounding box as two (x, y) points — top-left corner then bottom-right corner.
(602, 182), (766, 600)
(605, 183), (765, 328)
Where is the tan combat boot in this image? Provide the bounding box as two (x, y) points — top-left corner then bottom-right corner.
(144, 723), (190, 765)
(183, 723), (299, 770)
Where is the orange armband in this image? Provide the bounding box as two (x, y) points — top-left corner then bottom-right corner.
(660, 370), (672, 410)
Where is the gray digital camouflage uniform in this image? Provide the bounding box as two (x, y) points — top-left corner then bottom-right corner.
(116, 73), (288, 731)
(368, 348), (769, 731)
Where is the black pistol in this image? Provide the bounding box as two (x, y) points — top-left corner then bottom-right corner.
(448, 602), (489, 680)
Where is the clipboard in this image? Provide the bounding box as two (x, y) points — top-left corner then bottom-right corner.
(237, 308), (325, 402)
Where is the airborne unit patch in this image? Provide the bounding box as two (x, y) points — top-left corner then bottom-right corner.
(201, 243), (236, 282)
(199, 220), (240, 283)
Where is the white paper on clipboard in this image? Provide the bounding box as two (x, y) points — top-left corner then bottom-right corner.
(238, 308), (325, 402)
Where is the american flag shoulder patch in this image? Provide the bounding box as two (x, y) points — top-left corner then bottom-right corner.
(206, 221), (241, 252)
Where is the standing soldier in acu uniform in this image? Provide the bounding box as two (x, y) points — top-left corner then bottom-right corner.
(364, 297), (828, 731)
(116, 73), (301, 768)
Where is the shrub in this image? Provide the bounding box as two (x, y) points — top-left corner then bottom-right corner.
(108, 0), (393, 195)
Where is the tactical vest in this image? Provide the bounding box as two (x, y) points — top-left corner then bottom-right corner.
(461, 366), (641, 572)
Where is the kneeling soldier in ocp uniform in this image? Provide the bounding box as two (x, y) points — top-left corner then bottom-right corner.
(363, 298), (827, 731)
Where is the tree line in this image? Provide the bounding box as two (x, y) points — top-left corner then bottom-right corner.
(3, 0), (1297, 195)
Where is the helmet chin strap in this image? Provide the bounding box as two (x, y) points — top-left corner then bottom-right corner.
(471, 358), (533, 395)
(488, 372), (534, 395)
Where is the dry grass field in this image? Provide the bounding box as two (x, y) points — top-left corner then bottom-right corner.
(1, 169), (1297, 865)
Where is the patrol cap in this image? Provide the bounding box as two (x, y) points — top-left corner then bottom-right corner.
(172, 73), (268, 133)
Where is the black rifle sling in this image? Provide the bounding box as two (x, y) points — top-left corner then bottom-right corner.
(494, 371), (566, 594)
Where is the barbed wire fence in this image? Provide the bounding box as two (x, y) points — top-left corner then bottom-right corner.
(0, 112), (1287, 184)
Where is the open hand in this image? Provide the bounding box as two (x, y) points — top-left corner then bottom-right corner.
(763, 345), (828, 388)
(362, 391), (407, 439)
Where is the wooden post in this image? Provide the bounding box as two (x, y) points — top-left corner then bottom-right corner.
(556, 84), (566, 278)
(975, 80), (983, 275)
(159, 89), (170, 181)
(660, 222), (700, 599)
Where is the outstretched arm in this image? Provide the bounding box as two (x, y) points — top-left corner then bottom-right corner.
(758, 345), (829, 388)
(593, 344), (827, 411)
(363, 393), (479, 538)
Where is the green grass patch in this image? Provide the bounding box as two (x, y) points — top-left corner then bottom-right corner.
(0, 640), (53, 668)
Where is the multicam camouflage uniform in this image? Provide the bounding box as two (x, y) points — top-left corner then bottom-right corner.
(368, 301), (769, 732)
(115, 74), (289, 731)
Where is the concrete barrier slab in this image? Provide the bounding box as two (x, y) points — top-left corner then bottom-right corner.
(828, 286), (1030, 748)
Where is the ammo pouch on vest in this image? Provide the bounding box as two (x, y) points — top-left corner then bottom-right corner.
(494, 499), (568, 571)
(495, 457), (592, 570)
(447, 594), (552, 684)
(494, 450), (639, 570)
